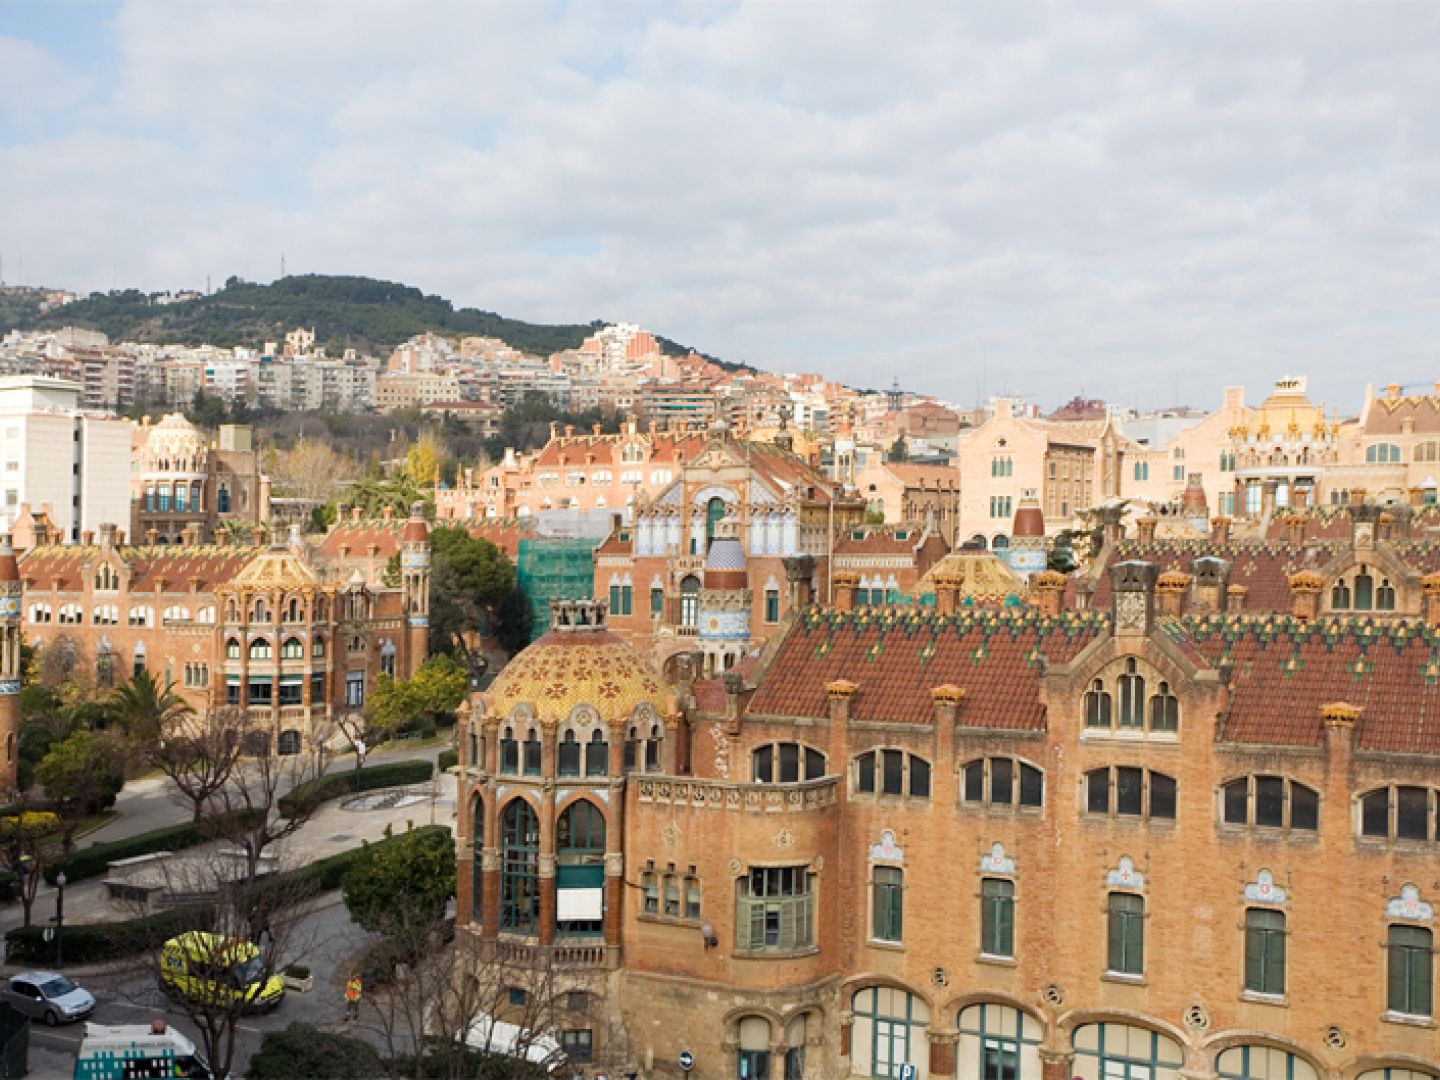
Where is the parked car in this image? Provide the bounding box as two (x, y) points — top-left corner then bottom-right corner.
(3, 972), (95, 1025)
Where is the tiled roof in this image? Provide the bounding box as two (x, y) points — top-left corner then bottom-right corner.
(748, 607), (1108, 728)
(1181, 614), (1440, 754)
(316, 523), (403, 559)
(1088, 539), (1344, 613)
(1364, 394), (1440, 435)
(882, 463), (959, 489)
(463, 520), (532, 561)
(594, 531), (633, 557)
(20, 544), (261, 592)
(834, 525), (929, 556)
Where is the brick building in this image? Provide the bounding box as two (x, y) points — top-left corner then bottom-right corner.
(130, 414), (268, 545)
(455, 545), (1439, 1078)
(18, 507), (430, 754)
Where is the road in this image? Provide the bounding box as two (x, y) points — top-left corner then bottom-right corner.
(23, 893), (386, 1078)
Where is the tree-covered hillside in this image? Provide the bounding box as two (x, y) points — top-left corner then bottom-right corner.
(2, 274), (727, 363)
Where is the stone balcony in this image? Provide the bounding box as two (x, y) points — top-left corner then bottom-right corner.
(635, 775), (838, 813)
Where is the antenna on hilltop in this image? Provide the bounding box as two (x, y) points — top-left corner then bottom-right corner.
(280, 253), (286, 279)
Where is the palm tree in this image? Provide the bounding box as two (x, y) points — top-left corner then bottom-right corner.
(110, 669), (194, 744)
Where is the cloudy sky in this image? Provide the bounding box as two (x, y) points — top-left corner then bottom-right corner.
(2, 1), (1438, 411)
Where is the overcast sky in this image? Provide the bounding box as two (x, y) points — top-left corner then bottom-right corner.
(3, 1), (1438, 412)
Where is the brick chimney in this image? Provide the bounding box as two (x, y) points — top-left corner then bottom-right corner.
(1409, 487), (1425, 509)
(1227, 584), (1248, 613)
(783, 555), (816, 611)
(934, 571), (962, 616)
(81, 530), (94, 546)
(98, 523), (117, 549)
(930, 685), (964, 729)
(1155, 571), (1192, 617)
(1211, 517), (1231, 545)
(1135, 516), (1157, 545)
(833, 570), (859, 613)
(1320, 701), (1360, 765)
(826, 679), (858, 725)
(1030, 570), (1067, 618)
(1376, 512), (1393, 543)
(1284, 514), (1307, 547)
(1110, 560), (1158, 637)
(1288, 571), (1325, 620)
(1422, 573), (1440, 626)
(145, 528), (159, 545)
(381, 505), (394, 522)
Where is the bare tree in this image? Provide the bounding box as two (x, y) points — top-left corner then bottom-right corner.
(147, 708), (247, 823)
(119, 851), (325, 1078)
(357, 926), (582, 1080)
(272, 439), (360, 503)
(207, 723), (324, 885)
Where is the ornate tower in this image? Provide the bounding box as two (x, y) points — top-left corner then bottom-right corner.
(698, 514), (753, 676)
(0, 537), (21, 792)
(400, 501), (431, 677)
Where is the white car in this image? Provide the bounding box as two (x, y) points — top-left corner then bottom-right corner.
(2, 972), (96, 1025)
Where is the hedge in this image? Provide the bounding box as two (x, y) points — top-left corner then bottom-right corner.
(4, 826), (450, 964)
(278, 760), (434, 818)
(4, 903), (214, 965)
(44, 810), (266, 885)
(436, 749), (458, 773)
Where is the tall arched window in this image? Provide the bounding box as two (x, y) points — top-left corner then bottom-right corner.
(249, 638), (272, 661)
(1331, 579), (1351, 609)
(1149, 682), (1179, 732)
(280, 637), (304, 660)
(470, 794), (483, 927)
(556, 800), (606, 937)
(1117, 658), (1145, 728)
(851, 987), (929, 1080)
(680, 575), (700, 629)
(557, 730), (581, 777)
(1377, 578), (1396, 610)
(500, 800), (540, 934)
(1354, 569), (1374, 611)
(705, 496), (726, 542)
(499, 727), (518, 774)
(1084, 679), (1112, 727)
(217, 484), (231, 513)
(958, 1004), (1042, 1080)
(585, 729), (609, 777)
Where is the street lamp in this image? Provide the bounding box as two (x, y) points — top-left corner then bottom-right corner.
(54, 871), (67, 969)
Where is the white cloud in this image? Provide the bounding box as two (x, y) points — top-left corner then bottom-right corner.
(3, 1), (1440, 410)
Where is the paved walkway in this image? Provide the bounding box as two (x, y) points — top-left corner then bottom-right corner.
(1, 743), (455, 938)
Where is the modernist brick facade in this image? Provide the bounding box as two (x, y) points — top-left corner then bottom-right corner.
(456, 537), (1439, 1079)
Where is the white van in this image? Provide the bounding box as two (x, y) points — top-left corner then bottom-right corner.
(464, 1013), (566, 1074)
(73, 1020), (214, 1079)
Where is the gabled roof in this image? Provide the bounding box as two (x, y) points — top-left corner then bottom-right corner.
(748, 607), (1108, 728)
(20, 545), (261, 592)
(1364, 394), (1440, 436)
(1182, 615), (1440, 755)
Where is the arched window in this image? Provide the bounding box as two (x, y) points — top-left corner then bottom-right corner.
(217, 484), (230, 513)
(736, 1016), (772, 1080)
(249, 638), (272, 660)
(1222, 775), (1320, 832)
(1354, 569), (1374, 611)
(958, 1004), (1042, 1080)
(225, 637), (241, 659)
(705, 496), (727, 542)
(94, 566), (118, 591)
(1148, 682), (1179, 732)
(585, 729), (609, 777)
(312, 636), (326, 658)
(280, 637), (304, 660)
(645, 722), (662, 772)
(1216, 1046), (1319, 1080)
(851, 988), (928, 1080)
(1117, 658), (1145, 728)
(1359, 785), (1438, 843)
(253, 599), (269, 623)
(1377, 578), (1396, 610)
(854, 749), (929, 799)
(556, 800), (606, 937)
(469, 794), (483, 927)
(131, 643), (146, 678)
(680, 575), (700, 628)
(500, 800), (540, 934)
(961, 757), (1043, 808)
(285, 597), (301, 622)
(499, 727), (518, 774)
(1331, 579), (1351, 609)
(1086, 766), (1177, 820)
(557, 730), (581, 777)
(522, 730), (542, 775)
(1084, 679), (1112, 727)
(752, 742), (827, 784)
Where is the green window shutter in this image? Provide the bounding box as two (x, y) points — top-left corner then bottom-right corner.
(1265, 926), (1286, 994)
(1389, 938), (1410, 1012)
(998, 895), (1014, 957)
(1127, 907), (1144, 973)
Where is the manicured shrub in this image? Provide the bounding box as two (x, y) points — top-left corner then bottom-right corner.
(3, 903), (214, 964)
(44, 809), (265, 884)
(437, 749), (458, 772)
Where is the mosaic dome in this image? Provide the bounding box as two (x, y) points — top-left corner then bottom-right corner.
(483, 627), (672, 726)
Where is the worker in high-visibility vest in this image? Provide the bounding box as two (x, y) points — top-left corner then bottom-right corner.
(344, 975), (362, 1022)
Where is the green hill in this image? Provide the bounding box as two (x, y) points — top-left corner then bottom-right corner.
(3, 274), (731, 364)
